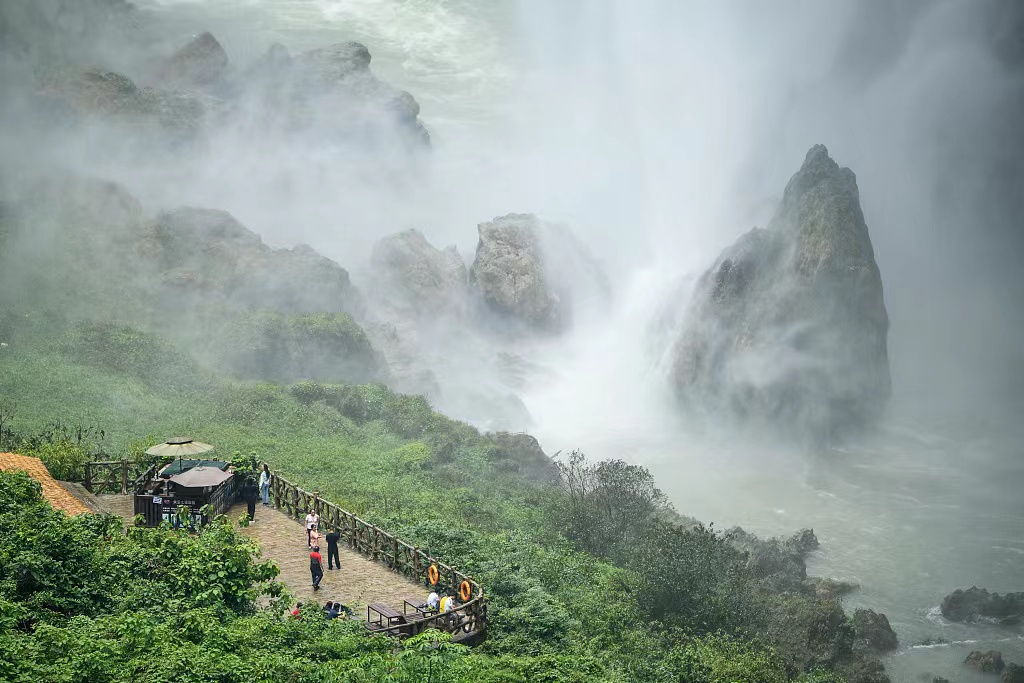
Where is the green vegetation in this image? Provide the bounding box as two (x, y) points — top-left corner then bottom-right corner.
(216, 311), (384, 385)
(0, 317), (884, 682)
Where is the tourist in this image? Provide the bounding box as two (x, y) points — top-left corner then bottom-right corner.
(440, 595), (456, 613)
(243, 477), (259, 522)
(326, 601), (340, 620)
(305, 510), (319, 548)
(291, 602), (303, 619)
(258, 464), (271, 506)
(424, 591), (440, 612)
(325, 527), (341, 570)
(310, 545), (324, 591)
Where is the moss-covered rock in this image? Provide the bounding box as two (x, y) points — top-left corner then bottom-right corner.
(672, 145), (890, 441)
(215, 312), (384, 385)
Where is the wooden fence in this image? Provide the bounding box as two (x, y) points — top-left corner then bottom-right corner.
(269, 472), (487, 642)
(84, 459), (160, 495)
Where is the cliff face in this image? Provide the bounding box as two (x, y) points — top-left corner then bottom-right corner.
(672, 145), (890, 439)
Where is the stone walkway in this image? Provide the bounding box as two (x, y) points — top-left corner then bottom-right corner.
(229, 502), (427, 617)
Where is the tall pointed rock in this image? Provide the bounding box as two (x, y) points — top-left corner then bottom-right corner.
(672, 145), (890, 439)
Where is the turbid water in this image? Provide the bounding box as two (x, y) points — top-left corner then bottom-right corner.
(125, 2), (1024, 680)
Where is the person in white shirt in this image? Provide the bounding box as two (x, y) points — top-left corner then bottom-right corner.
(425, 591), (440, 611)
(258, 465), (271, 506)
(305, 511), (319, 548)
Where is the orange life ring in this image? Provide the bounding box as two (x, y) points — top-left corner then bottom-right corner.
(427, 564), (439, 586)
(459, 580), (472, 601)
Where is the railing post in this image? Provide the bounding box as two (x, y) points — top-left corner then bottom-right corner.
(84, 462), (93, 493)
(120, 459), (129, 495)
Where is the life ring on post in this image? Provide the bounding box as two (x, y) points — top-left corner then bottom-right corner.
(427, 564), (439, 586)
(459, 580), (472, 601)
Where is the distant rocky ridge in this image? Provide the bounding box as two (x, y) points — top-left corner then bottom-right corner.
(671, 145), (890, 440)
(0, 175), (381, 384)
(27, 28), (429, 151)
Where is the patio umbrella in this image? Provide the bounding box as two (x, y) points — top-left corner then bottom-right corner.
(146, 437), (214, 458)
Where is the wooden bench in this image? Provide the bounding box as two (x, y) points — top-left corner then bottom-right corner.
(404, 599), (438, 619)
(367, 603), (406, 631)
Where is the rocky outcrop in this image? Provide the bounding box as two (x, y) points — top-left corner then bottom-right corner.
(1003, 663), (1024, 683)
(726, 527), (818, 591)
(941, 587), (1024, 624)
(157, 32), (228, 88)
(36, 70), (218, 135)
(241, 40), (429, 147)
(370, 229), (467, 316)
(852, 609), (898, 651)
(671, 145), (890, 440)
(144, 207), (363, 318)
(486, 432), (557, 483)
(966, 650), (1005, 673)
(469, 213), (608, 332)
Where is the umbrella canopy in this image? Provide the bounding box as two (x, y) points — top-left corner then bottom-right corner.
(168, 466), (233, 489)
(146, 437), (214, 458)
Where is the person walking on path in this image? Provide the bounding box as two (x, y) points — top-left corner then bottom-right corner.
(325, 527), (341, 570)
(258, 464), (271, 506)
(243, 478), (259, 522)
(309, 545), (324, 591)
(305, 510), (319, 548)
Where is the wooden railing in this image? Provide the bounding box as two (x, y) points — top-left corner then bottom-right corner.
(270, 472), (487, 641)
(84, 459), (161, 494)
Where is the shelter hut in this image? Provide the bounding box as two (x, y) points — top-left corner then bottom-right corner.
(133, 437), (236, 527)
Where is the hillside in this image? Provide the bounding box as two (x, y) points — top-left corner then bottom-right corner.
(0, 316), (892, 682)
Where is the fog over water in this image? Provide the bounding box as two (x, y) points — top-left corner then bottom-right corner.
(4, 1), (1023, 680)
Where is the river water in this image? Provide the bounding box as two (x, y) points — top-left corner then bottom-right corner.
(130, 2), (1024, 680)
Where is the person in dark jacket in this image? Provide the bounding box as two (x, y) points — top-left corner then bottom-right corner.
(243, 478), (259, 522)
(310, 546), (324, 591)
(325, 527), (341, 570)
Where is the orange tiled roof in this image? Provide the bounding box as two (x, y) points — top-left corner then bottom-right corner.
(0, 453), (91, 515)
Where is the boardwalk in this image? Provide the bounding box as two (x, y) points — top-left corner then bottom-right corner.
(229, 502), (427, 615)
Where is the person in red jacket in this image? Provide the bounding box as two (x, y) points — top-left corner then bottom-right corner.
(309, 546), (324, 591)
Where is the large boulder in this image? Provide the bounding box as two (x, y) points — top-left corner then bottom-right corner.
(941, 587), (1024, 623)
(468, 213), (608, 332)
(157, 32), (229, 88)
(370, 229), (467, 316)
(852, 608), (898, 651)
(966, 650), (1005, 674)
(671, 145), (890, 440)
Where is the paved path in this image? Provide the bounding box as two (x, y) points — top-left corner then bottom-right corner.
(59, 487), (428, 619)
(230, 502), (427, 617)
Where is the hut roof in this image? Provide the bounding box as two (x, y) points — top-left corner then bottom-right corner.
(0, 453), (91, 515)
